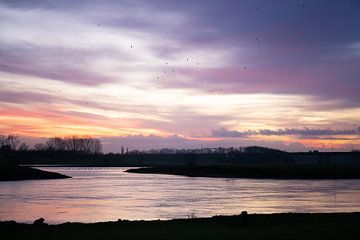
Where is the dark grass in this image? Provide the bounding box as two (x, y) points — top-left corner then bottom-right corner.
(126, 165), (360, 179)
(0, 164), (70, 181)
(1, 213), (360, 240)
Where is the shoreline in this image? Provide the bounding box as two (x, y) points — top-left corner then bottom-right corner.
(1, 212), (360, 240)
(126, 165), (360, 179)
(0, 164), (71, 181)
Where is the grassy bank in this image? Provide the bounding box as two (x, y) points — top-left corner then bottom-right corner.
(1, 213), (359, 240)
(0, 164), (70, 181)
(126, 165), (360, 179)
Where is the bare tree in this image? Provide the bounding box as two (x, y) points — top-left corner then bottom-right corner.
(18, 143), (29, 151)
(0, 135), (6, 148)
(46, 137), (66, 151)
(43, 136), (102, 154)
(64, 135), (80, 152)
(4, 135), (20, 151)
(93, 139), (102, 154)
(34, 143), (46, 151)
(0, 135), (26, 152)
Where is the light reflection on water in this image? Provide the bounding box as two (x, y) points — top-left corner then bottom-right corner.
(0, 167), (360, 223)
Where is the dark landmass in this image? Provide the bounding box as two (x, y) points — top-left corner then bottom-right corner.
(126, 165), (360, 179)
(1, 213), (360, 240)
(4, 150), (360, 179)
(12, 151), (360, 168)
(0, 164), (70, 181)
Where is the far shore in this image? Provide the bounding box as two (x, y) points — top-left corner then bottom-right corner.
(1, 212), (360, 240)
(126, 165), (360, 179)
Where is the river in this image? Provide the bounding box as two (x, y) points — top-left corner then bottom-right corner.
(1, 167), (359, 223)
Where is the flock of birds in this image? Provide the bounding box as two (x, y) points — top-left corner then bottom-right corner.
(155, 58), (202, 87)
(145, 3), (308, 92)
(0, 3), (309, 105)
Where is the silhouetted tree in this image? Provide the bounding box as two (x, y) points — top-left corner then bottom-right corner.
(121, 146), (124, 154)
(0, 135), (20, 151)
(34, 143), (46, 151)
(7, 135), (20, 150)
(46, 137), (66, 151)
(93, 139), (102, 154)
(18, 143), (28, 151)
(43, 136), (102, 154)
(0, 135), (5, 147)
(244, 146), (285, 154)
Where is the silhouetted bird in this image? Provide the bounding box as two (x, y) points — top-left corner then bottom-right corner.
(164, 71), (167, 74)
(186, 58), (189, 61)
(172, 69), (175, 72)
(166, 62), (168, 65)
(130, 45), (133, 48)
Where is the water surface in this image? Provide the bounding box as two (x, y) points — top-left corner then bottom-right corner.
(0, 167), (359, 223)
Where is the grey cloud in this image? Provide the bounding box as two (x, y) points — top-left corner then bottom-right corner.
(0, 90), (59, 104)
(0, 43), (127, 86)
(212, 127), (360, 138)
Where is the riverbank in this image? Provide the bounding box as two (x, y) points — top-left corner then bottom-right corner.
(126, 165), (360, 179)
(1, 213), (359, 240)
(0, 164), (70, 181)
(13, 151), (360, 167)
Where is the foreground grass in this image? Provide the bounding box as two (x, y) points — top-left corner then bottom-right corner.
(1, 213), (360, 240)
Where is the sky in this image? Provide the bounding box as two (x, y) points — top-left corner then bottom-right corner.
(0, 0), (360, 152)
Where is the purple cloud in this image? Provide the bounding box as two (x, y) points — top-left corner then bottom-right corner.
(0, 43), (125, 86)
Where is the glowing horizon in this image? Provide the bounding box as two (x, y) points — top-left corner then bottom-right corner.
(1, 1), (360, 152)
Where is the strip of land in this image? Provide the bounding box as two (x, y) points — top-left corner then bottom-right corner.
(126, 165), (360, 179)
(1, 213), (359, 240)
(0, 164), (70, 181)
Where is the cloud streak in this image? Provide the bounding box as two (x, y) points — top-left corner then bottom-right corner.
(212, 127), (360, 138)
(1, 1), (360, 151)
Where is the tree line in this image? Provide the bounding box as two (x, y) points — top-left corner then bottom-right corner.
(0, 135), (102, 154)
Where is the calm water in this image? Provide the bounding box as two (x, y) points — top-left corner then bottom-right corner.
(1, 167), (360, 223)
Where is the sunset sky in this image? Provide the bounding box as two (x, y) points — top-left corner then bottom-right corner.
(0, 0), (359, 152)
